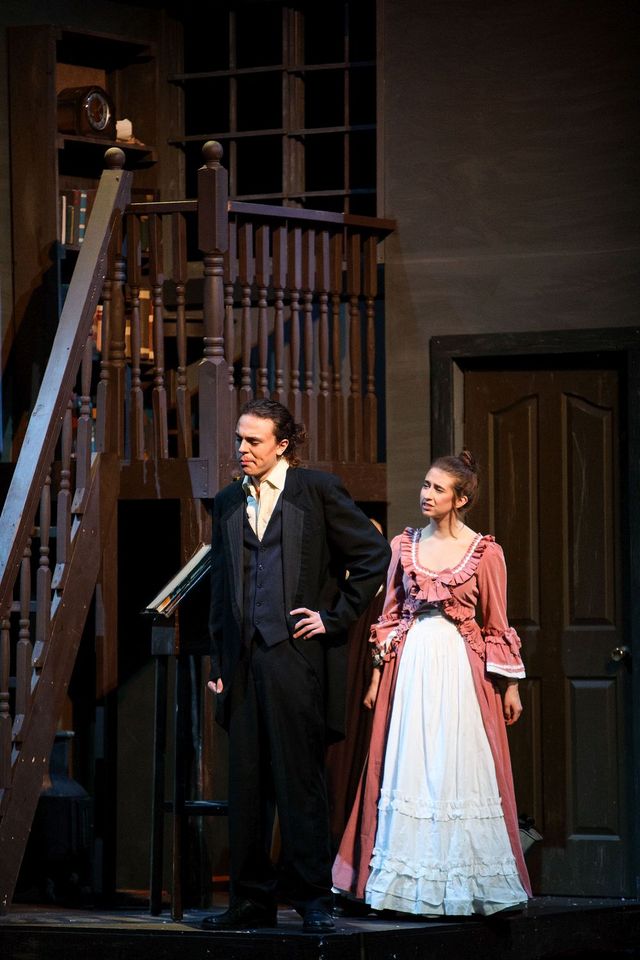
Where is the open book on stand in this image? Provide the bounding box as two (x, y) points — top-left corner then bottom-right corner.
(144, 542), (211, 618)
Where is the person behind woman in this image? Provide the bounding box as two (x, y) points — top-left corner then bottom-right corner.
(333, 451), (531, 916)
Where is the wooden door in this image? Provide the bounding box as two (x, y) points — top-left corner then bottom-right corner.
(464, 362), (632, 896)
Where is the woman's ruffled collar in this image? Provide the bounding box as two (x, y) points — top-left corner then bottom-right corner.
(400, 527), (494, 603)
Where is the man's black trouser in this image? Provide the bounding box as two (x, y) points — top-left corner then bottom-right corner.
(226, 633), (333, 912)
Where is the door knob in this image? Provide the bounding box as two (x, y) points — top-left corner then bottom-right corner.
(610, 645), (631, 664)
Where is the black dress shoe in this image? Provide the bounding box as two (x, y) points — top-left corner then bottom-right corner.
(303, 907), (335, 932)
(333, 893), (375, 918)
(201, 899), (278, 930)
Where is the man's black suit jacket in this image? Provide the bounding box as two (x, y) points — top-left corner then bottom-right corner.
(209, 467), (391, 742)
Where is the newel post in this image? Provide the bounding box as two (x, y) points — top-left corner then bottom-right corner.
(198, 141), (230, 496)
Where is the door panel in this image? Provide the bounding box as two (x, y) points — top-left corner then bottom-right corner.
(489, 394), (540, 626)
(565, 395), (616, 624)
(570, 678), (619, 835)
(464, 365), (630, 895)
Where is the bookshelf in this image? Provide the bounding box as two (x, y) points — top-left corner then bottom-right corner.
(7, 24), (163, 347)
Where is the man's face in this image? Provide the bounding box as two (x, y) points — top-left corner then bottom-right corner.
(235, 414), (289, 483)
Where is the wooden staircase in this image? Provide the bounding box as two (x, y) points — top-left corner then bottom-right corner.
(0, 150), (132, 909)
(0, 141), (394, 910)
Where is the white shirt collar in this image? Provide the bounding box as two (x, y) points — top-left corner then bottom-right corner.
(242, 456), (289, 497)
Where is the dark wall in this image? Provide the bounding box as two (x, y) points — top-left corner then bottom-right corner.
(381, 0), (640, 530)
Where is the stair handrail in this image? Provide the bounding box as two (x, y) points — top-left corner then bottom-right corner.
(0, 149), (132, 618)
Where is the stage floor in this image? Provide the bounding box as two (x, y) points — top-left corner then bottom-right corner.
(1, 896), (640, 959)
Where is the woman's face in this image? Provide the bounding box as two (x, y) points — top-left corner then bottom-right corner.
(419, 466), (467, 521)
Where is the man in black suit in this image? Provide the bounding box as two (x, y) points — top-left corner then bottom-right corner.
(202, 399), (390, 933)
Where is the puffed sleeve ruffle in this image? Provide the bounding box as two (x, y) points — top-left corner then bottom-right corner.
(369, 533), (406, 663)
(477, 541), (526, 680)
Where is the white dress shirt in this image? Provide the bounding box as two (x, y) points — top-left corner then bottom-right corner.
(242, 457), (289, 541)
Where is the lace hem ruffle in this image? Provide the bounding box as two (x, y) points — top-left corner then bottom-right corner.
(365, 867), (527, 917)
(378, 788), (504, 822)
(366, 847), (527, 916)
(369, 849), (520, 882)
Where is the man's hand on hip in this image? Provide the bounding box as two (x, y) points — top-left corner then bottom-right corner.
(290, 607), (326, 639)
(207, 679), (224, 694)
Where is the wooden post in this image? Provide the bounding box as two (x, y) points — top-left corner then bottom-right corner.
(198, 141), (230, 495)
(173, 212), (192, 458)
(51, 400), (73, 591)
(33, 470), (52, 670)
(149, 214), (169, 459)
(330, 231), (346, 461)
(238, 221), (254, 407)
(13, 539), (32, 743)
(363, 235), (378, 462)
(287, 226), (302, 423)
(255, 224), (270, 398)
(272, 226), (287, 405)
(346, 232), (363, 462)
(109, 216), (127, 459)
(301, 228), (317, 460)
(73, 335), (95, 514)
(127, 215), (145, 461)
(92, 147), (132, 460)
(315, 230), (331, 461)
(0, 618), (10, 790)
(95, 270), (112, 454)
(223, 220), (238, 402)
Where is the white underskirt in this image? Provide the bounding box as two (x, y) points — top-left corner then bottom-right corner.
(365, 613), (527, 916)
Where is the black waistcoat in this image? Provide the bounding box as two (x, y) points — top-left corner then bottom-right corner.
(242, 497), (289, 646)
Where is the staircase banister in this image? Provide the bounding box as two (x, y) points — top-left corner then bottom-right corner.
(127, 199), (197, 216)
(230, 200), (395, 236)
(0, 150), (132, 617)
(126, 198), (395, 238)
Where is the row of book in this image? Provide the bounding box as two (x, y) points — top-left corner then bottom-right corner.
(59, 188), (97, 246)
(59, 185), (159, 248)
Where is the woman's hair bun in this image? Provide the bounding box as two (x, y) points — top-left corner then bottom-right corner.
(458, 449), (478, 472)
(430, 450), (480, 517)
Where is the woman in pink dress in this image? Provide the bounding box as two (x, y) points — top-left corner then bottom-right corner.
(333, 451), (531, 916)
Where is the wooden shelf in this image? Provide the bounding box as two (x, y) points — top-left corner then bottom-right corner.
(58, 134), (157, 163)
